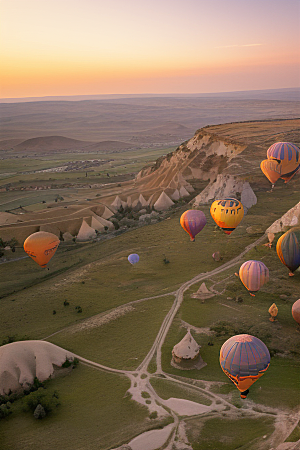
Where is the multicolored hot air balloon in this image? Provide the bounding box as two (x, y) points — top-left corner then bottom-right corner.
(276, 227), (300, 276)
(220, 334), (270, 399)
(128, 253), (139, 265)
(267, 142), (299, 166)
(180, 210), (207, 242)
(23, 231), (60, 268)
(261, 142), (300, 186)
(292, 299), (300, 325)
(239, 260), (269, 296)
(210, 198), (244, 235)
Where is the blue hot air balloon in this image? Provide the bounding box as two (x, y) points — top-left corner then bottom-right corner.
(128, 253), (139, 265)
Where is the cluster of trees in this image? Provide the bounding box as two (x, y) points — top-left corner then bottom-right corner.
(0, 237), (19, 257)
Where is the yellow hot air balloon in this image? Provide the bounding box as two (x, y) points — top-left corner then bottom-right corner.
(210, 198), (244, 235)
(268, 303), (278, 322)
(24, 231), (60, 268)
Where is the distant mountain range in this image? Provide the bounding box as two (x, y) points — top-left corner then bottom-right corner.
(1, 87), (300, 103)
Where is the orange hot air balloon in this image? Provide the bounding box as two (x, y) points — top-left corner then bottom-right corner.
(210, 198), (244, 235)
(24, 231), (60, 268)
(260, 159), (281, 185)
(292, 299), (300, 325)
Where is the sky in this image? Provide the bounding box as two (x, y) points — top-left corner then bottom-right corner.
(1, 0), (300, 98)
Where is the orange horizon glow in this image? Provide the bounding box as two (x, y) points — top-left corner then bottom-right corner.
(1, 0), (299, 98)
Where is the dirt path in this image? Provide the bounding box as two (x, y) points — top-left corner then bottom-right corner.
(45, 231), (297, 449)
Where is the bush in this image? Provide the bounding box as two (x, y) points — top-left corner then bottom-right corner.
(25, 387), (60, 415)
(149, 411), (158, 419)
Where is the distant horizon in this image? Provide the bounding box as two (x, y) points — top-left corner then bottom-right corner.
(1, 86), (300, 104)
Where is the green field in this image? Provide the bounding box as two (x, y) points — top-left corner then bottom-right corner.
(0, 175), (300, 449)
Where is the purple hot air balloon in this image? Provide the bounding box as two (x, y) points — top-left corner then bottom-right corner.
(180, 210), (207, 241)
(128, 253), (139, 265)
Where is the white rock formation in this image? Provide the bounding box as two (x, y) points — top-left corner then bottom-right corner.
(0, 341), (74, 395)
(77, 219), (97, 241)
(102, 206), (114, 219)
(171, 189), (180, 201)
(92, 214), (115, 231)
(267, 202), (300, 234)
(191, 282), (215, 299)
(193, 174), (257, 211)
(138, 194), (148, 207)
(154, 192), (175, 211)
(172, 330), (200, 360)
(91, 216), (105, 231)
(62, 232), (74, 241)
(179, 186), (190, 198)
(111, 195), (127, 210)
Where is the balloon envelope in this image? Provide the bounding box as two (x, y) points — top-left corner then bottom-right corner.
(220, 334), (270, 398)
(260, 159), (281, 185)
(292, 299), (300, 325)
(276, 228), (300, 273)
(180, 210), (206, 241)
(239, 260), (269, 293)
(23, 231), (60, 268)
(128, 253), (139, 265)
(210, 198), (244, 235)
(267, 142), (299, 165)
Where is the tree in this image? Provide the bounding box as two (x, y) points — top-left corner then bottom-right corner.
(33, 404), (46, 419)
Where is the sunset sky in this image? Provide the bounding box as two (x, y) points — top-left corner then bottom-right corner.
(1, 0), (299, 98)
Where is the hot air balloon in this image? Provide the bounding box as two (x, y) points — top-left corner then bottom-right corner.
(210, 198), (244, 235)
(23, 231), (60, 268)
(276, 227), (300, 276)
(128, 253), (139, 265)
(292, 299), (300, 325)
(239, 260), (269, 296)
(261, 142), (300, 186)
(260, 159), (281, 185)
(220, 334), (270, 399)
(267, 142), (299, 166)
(180, 210), (206, 242)
(268, 303), (278, 322)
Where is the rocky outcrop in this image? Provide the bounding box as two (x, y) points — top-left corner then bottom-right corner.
(154, 192), (175, 211)
(192, 174), (257, 211)
(77, 220), (97, 241)
(267, 202), (300, 233)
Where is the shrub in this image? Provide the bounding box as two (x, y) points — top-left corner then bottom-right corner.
(149, 411), (158, 419)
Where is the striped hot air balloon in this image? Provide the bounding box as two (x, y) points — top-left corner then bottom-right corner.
(210, 198), (244, 235)
(276, 227), (300, 275)
(239, 260), (269, 296)
(180, 210), (207, 242)
(24, 231), (60, 268)
(267, 142), (299, 166)
(262, 142), (300, 185)
(220, 334), (270, 398)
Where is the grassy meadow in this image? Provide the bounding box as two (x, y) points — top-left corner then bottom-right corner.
(0, 173), (299, 449)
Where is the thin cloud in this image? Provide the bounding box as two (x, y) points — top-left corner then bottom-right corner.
(215, 44), (263, 49)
